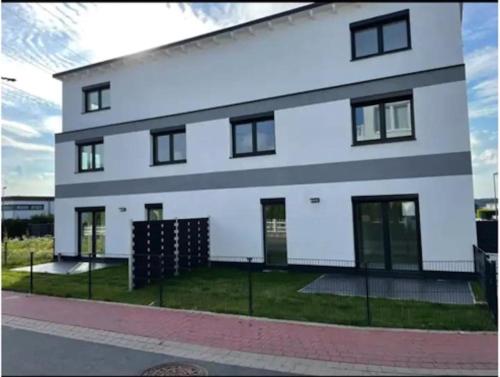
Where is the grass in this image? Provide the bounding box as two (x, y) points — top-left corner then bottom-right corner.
(471, 280), (486, 302)
(2, 237), (54, 268)
(2, 261), (496, 331)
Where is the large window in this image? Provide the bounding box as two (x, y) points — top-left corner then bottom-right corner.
(152, 128), (187, 165)
(352, 94), (414, 145)
(231, 115), (276, 158)
(351, 10), (410, 60)
(78, 140), (104, 172)
(83, 82), (110, 113)
(353, 195), (421, 271)
(146, 203), (163, 221)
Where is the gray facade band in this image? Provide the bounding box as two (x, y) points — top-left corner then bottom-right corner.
(56, 151), (472, 198)
(55, 64), (465, 143)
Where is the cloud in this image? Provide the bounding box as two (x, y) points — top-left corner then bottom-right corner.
(1, 55), (62, 107)
(467, 78), (497, 119)
(2, 135), (54, 153)
(465, 47), (498, 120)
(473, 149), (498, 166)
(2, 119), (41, 138)
(42, 115), (62, 134)
(465, 46), (498, 83)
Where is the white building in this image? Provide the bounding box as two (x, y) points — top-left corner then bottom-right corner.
(2, 196), (54, 220)
(53, 3), (476, 273)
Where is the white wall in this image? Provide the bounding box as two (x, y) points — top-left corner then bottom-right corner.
(55, 174), (476, 271)
(56, 81), (470, 185)
(60, 3), (463, 133)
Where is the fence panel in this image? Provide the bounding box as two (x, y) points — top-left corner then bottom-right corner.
(474, 245), (498, 321)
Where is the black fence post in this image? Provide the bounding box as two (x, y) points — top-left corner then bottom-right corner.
(3, 240), (7, 266)
(88, 253), (92, 300)
(29, 251), (34, 294)
(159, 253), (164, 307)
(364, 262), (371, 326)
(247, 257), (253, 316)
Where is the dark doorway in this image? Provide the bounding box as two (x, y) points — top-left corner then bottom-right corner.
(77, 207), (105, 257)
(261, 198), (287, 267)
(353, 195), (422, 271)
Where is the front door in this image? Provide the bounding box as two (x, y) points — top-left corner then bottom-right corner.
(353, 196), (421, 271)
(262, 198), (287, 266)
(78, 207), (105, 257)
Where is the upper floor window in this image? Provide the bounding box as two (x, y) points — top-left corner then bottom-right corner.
(352, 93), (414, 145)
(78, 140), (104, 172)
(152, 127), (187, 165)
(350, 10), (410, 60)
(146, 203), (163, 221)
(83, 82), (110, 113)
(231, 114), (276, 158)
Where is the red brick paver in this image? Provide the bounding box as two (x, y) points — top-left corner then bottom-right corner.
(2, 291), (497, 370)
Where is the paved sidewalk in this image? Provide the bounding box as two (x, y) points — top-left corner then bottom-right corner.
(2, 291), (497, 373)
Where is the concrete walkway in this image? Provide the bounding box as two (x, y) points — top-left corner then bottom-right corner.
(2, 291), (497, 375)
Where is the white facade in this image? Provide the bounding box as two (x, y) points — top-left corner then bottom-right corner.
(2, 197), (54, 220)
(54, 3), (476, 272)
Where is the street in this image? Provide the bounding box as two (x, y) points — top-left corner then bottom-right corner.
(2, 326), (287, 376)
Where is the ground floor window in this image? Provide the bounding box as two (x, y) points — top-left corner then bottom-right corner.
(353, 195), (421, 271)
(145, 203), (163, 221)
(77, 207), (105, 257)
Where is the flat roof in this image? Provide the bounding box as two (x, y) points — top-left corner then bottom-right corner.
(53, 2), (331, 79)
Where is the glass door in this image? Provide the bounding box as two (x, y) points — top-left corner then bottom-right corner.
(78, 208), (105, 257)
(354, 196), (421, 271)
(262, 199), (287, 266)
(355, 202), (386, 269)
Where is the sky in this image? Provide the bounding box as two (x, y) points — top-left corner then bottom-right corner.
(1, 3), (498, 198)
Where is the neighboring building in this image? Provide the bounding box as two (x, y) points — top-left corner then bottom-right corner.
(53, 3), (476, 274)
(2, 196), (55, 220)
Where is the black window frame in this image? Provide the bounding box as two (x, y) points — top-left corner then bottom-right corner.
(76, 206), (105, 258)
(145, 203), (163, 221)
(231, 114), (276, 158)
(83, 82), (111, 113)
(151, 127), (187, 166)
(351, 194), (423, 272)
(77, 140), (104, 172)
(351, 92), (415, 146)
(350, 10), (411, 61)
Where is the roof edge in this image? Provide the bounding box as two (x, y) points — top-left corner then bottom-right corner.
(53, 2), (334, 80)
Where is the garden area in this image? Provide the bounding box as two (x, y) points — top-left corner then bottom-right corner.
(1, 237), (497, 331)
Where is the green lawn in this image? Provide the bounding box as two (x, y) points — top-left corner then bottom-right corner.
(2, 237), (54, 268)
(2, 262), (496, 331)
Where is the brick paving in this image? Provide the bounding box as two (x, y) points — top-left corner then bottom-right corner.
(2, 291), (497, 371)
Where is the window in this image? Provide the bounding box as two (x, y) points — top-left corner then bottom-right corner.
(352, 94), (414, 145)
(232, 115), (276, 158)
(152, 128), (187, 165)
(1, 204), (43, 211)
(146, 203), (163, 221)
(353, 195), (421, 271)
(78, 140), (104, 172)
(351, 10), (410, 60)
(83, 83), (110, 112)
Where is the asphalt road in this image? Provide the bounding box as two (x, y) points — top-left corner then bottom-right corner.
(2, 326), (290, 376)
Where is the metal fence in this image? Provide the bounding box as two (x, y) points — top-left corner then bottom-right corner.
(9, 251), (495, 330)
(474, 245), (498, 321)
